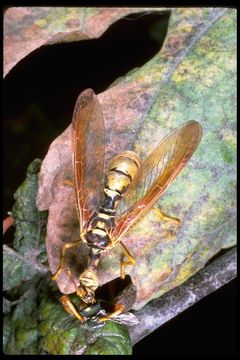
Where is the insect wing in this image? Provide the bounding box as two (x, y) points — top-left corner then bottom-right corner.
(111, 312), (139, 326)
(53, 314), (79, 331)
(112, 121), (202, 242)
(72, 89), (105, 232)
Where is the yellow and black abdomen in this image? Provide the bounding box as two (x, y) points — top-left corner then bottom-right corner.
(85, 151), (141, 253)
(98, 151), (141, 217)
(104, 150), (141, 200)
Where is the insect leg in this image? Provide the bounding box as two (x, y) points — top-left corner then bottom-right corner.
(59, 295), (85, 323)
(119, 241), (136, 279)
(52, 240), (82, 281)
(98, 303), (125, 322)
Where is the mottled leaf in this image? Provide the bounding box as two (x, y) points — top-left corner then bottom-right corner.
(3, 297), (12, 314)
(3, 283), (39, 355)
(3, 245), (41, 291)
(11, 159), (48, 258)
(37, 8), (236, 309)
(3, 159), (51, 353)
(4, 7), (158, 77)
(3, 315), (12, 352)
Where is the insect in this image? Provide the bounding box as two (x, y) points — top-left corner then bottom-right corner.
(52, 88), (202, 322)
(54, 296), (139, 330)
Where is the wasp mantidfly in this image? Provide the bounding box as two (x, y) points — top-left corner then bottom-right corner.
(52, 88), (202, 323)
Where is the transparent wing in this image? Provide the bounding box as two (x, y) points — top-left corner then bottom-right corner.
(72, 89), (105, 232)
(112, 121), (202, 243)
(110, 312), (139, 326)
(53, 314), (79, 331)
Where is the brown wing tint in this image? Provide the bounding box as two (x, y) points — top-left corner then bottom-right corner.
(112, 121), (202, 243)
(72, 89), (105, 232)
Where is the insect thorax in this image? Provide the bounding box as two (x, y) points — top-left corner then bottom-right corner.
(85, 151), (141, 253)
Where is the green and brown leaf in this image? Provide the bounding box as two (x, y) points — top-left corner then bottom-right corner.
(4, 159), (48, 292)
(36, 7), (236, 309)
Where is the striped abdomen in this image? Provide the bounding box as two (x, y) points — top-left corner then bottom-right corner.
(85, 151), (141, 254)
